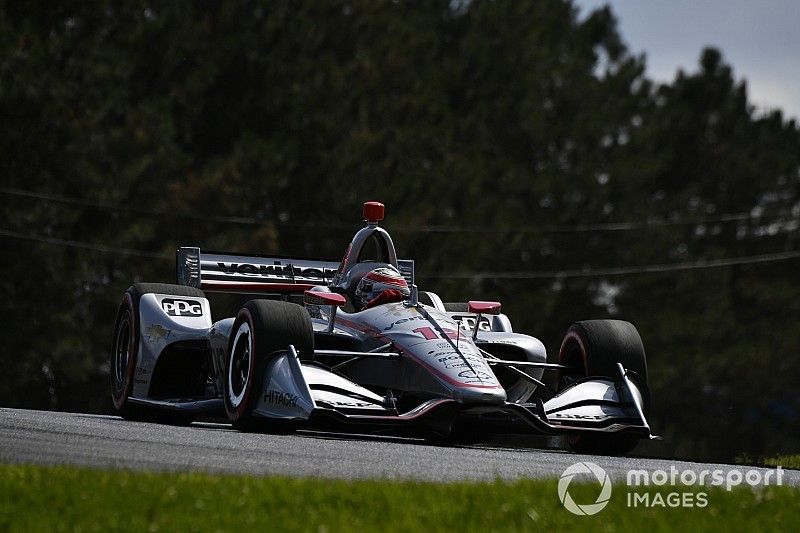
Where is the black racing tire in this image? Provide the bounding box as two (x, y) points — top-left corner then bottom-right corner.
(110, 283), (205, 424)
(223, 299), (314, 432)
(556, 319), (650, 456)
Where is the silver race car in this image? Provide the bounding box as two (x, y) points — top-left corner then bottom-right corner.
(111, 202), (655, 454)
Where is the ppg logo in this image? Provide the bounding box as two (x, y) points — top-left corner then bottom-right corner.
(453, 315), (491, 332)
(161, 298), (203, 317)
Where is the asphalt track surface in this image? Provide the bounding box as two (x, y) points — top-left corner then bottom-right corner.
(1, 407), (798, 485)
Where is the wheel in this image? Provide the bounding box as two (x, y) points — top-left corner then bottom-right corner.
(557, 319), (650, 455)
(223, 299), (314, 432)
(110, 282), (205, 424)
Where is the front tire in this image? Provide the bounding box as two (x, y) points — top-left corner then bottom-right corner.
(223, 300), (314, 432)
(557, 319), (650, 455)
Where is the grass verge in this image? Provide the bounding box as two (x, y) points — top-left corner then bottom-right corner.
(764, 455), (800, 469)
(737, 453), (800, 469)
(0, 464), (797, 531)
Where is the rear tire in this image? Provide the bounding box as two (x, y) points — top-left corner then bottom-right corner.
(110, 283), (205, 424)
(557, 319), (650, 455)
(223, 300), (314, 432)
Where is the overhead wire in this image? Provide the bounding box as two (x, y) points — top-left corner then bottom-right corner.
(0, 186), (266, 226)
(416, 250), (800, 280)
(1, 186), (789, 234)
(0, 229), (171, 261)
(2, 228), (797, 279)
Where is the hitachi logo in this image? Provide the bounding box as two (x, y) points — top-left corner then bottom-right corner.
(216, 262), (338, 281)
(263, 390), (299, 407)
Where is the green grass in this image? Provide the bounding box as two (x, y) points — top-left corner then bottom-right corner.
(1, 464), (798, 532)
(764, 455), (800, 469)
(736, 453), (800, 470)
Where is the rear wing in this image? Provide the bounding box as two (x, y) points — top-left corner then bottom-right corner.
(176, 246), (414, 294)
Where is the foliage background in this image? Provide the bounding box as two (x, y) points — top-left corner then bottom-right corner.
(1, 0), (798, 461)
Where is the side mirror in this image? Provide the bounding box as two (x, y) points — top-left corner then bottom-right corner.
(468, 301), (500, 340)
(468, 301), (501, 315)
(304, 290), (347, 307)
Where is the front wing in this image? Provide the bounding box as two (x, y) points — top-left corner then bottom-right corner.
(256, 347), (655, 440)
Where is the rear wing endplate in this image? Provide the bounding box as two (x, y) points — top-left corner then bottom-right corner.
(176, 247), (414, 294)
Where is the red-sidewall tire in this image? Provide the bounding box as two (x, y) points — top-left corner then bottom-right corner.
(111, 292), (138, 412)
(224, 307), (258, 424)
(556, 319), (650, 456)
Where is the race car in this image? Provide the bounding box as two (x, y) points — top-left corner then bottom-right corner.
(110, 201), (654, 454)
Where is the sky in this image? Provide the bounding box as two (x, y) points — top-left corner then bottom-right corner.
(573, 0), (800, 121)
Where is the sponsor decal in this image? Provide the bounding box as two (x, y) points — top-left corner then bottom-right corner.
(215, 261), (338, 282)
(329, 400), (376, 408)
(489, 339), (521, 346)
(382, 315), (427, 331)
(144, 324), (171, 343)
(434, 353), (486, 369)
(452, 315), (492, 332)
(551, 413), (610, 420)
(134, 366), (148, 385)
(458, 369), (494, 381)
(412, 326), (462, 341)
(161, 298), (203, 317)
(263, 390), (299, 407)
(429, 348), (496, 385)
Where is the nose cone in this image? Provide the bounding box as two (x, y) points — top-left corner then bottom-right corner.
(453, 385), (507, 405)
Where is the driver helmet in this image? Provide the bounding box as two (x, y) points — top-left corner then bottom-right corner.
(354, 266), (410, 310)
